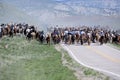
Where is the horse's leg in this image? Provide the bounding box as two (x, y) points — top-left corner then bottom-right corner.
(81, 39), (83, 45)
(49, 40), (50, 46)
(11, 31), (13, 38)
(88, 37), (91, 45)
(69, 39), (71, 44)
(46, 39), (50, 45)
(100, 37), (104, 45)
(0, 32), (2, 39)
(80, 37), (83, 45)
(99, 37), (102, 45)
(76, 36), (80, 44)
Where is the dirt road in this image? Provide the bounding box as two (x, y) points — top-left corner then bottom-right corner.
(61, 43), (120, 79)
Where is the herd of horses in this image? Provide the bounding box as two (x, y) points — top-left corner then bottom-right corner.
(50, 27), (120, 45)
(0, 23), (120, 46)
(0, 23), (51, 45)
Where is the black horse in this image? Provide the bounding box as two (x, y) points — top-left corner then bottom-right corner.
(38, 31), (45, 44)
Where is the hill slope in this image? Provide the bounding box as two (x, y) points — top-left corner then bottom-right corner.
(0, 36), (111, 80)
(0, 36), (77, 80)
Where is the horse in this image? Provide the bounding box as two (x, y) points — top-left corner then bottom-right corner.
(18, 27), (23, 34)
(104, 32), (110, 44)
(26, 27), (36, 40)
(117, 35), (120, 43)
(68, 34), (72, 44)
(51, 32), (55, 43)
(64, 34), (69, 44)
(75, 33), (80, 44)
(31, 31), (36, 39)
(91, 31), (96, 43)
(99, 36), (104, 45)
(51, 32), (57, 44)
(53, 34), (58, 44)
(9, 24), (15, 37)
(2, 25), (9, 36)
(46, 34), (51, 45)
(71, 34), (76, 44)
(60, 32), (64, 42)
(112, 34), (120, 44)
(87, 32), (91, 45)
(9, 29), (14, 37)
(26, 31), (32, 40)
(38, 31), (45, 44)
(80, 34), (84, 45)
(2, 24), (13, 37)
(0, 26), (2, 39)
(95, 32), (100, 42)
(14, 25), (18, 35)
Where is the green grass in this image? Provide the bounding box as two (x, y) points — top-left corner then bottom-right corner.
(112, 43), (120, 48)
(107, 43), (120, 51)
(83, 68), (98, 76)
(0, 36), (77, 80)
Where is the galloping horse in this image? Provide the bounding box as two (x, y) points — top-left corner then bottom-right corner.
(112, 34), (120, 44)
(0, 26), (2, 38)
(75, 33), (80, 44)
(118, 35), (120, 43)
(95, 32), (100, 42)
(31, 31), (36, 39)
(99, 36), (104, 45)
(38, 31), (45, 44)
(14, 25), (18, 35)
(2, 24), (9, 36)
(46, 34), (51, 45)
(87, 32), (91, 45)
(68, 34), (72, 44)
(71, 34), (76, 44)
(80, 34), (86, 45)
(104, 32), (110, 44)
(60, 32), (64, 42)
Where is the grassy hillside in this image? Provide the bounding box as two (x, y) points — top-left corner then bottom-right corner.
(0, 36), (111, 80)
(0, 36), (77, 80)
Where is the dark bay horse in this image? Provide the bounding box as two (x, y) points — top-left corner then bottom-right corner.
(46, 34), (51, 45)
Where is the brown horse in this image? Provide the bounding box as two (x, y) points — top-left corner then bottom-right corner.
(104, 32), (110, 43)
(80, 33), (91, 45)
(95, 32), (100, 42)
(14, 25), (18, 35)
(118, 35), (120, 43)
(31, 32), (36, 39)
(46, 34), (51, 45)
(2, 28), (8, 35)
(99, 36), (104, 45)
(80, 34), (84, 45)
(87, 33), (91, 45)
(60, 32), (64, 42)
(68, 34), (72, 44)
(75, 33), (80, 44)
(7, 25), (11, 35)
